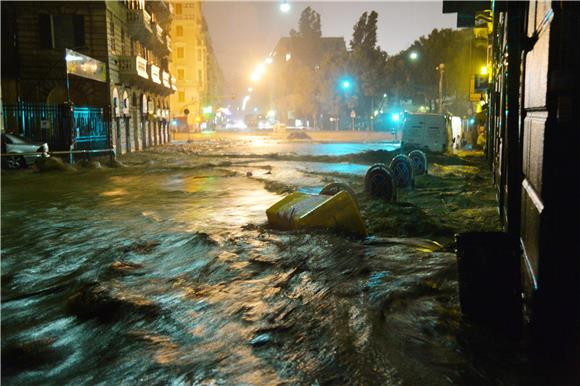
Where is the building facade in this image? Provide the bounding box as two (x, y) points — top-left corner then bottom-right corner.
(169, 1), (203, 130)
(1, 0), (177, 155)
(444, 0), (580, 363)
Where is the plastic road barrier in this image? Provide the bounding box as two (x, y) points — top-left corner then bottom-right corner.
(408, 150), (428, 175)
(266, 191), (367, 237)
(364, 163), (396, 202)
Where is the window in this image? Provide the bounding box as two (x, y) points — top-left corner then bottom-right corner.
(38, 14), (85, 49)
(178, 91), (185, 103)
(197, 48), (202, 62)
(177, 47), (184, 58)
(175, 3), (182, 15)
(177, 69), (184, 80)
(176, 25), (183, 37)
(198, 69), (202, 84)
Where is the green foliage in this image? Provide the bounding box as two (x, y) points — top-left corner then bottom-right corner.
(293, 6), (321, 39)
(384, 28), (478, 113)
(348, 11), (389, 125)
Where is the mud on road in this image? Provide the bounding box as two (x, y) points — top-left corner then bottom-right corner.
(2, 136), (536, 385)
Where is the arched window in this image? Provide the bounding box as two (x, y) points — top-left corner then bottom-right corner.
(122, 91), (130, 115)
(112, 88), (120, 117)
(142, 94), (148, 114)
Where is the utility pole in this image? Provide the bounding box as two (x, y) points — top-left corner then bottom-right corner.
(437, 63), (445, 113)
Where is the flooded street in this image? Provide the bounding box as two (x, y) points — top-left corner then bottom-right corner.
(2, 135), (535, 385)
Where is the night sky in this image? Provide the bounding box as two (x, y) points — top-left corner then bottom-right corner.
(202, 1), (457, 94)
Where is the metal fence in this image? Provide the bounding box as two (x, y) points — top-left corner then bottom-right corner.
(2, 102), (110, 152)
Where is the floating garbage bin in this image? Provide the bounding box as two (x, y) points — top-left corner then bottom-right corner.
(455, 232), (522, 331)
(266, 191), (366, 237)
(320, 182), (358, 206)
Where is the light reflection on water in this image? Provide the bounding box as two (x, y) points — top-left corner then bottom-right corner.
(1, 142), (535, 385)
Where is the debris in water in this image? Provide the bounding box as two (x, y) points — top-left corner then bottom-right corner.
(250, 333), (272, 347)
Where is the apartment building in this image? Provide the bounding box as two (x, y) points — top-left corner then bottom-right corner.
(1, 0), (177, 155)
(169, 1), (223, 131)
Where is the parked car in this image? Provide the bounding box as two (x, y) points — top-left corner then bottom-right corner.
(1, 133), (49, 169)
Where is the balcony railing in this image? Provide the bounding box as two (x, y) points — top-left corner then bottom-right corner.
(166, 35), (172, 52)
(150, 64), (161, 84)
(152, 22), (164, 43)
(119, 56), (149, 80)
(128, 9), (152, 40)
(162, 71), (171, 88)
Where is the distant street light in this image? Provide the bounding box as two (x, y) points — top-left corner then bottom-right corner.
(265, 57), (273, 65)
(280, 0), (290, 12)
(409, 51), (419, 60)
(341, 80), (351, 90)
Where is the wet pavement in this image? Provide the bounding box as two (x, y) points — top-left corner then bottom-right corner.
(1, 135), (542, 385)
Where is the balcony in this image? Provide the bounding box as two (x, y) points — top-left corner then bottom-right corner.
(119, 56), (149, 84)
(149, 21), (171, 55)
(149, 64), (161, 85)
(162, 71), (171, 89)
(148, 1), (173, 24)
(151, 22), (164, 44)
(128, 8), (152, 41)
(166, 35), (172, 53)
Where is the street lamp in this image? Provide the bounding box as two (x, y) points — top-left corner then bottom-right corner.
(409, 51), (419, 60)
(280, 0), (290, 12)
(436, 63), (445, 113)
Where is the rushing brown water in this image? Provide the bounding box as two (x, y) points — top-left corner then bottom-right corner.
(1, 141), (540, 385)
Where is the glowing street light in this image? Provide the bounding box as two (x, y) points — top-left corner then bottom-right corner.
(480, 65), (488, 75)
(265, 57), (273, 65)
(250, 72), (260, 82)
(341, 80), (351, 90)
(280, 0), (290, 13)
(256, 63), (266, 75)
(409, 51), (419, 60)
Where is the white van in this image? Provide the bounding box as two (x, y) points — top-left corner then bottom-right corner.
(401, 113), (451, 152)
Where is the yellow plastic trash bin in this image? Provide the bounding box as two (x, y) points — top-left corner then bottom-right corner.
(266, 191), (367, 237)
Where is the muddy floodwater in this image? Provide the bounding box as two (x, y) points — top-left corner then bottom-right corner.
(1, 136), (543, 385)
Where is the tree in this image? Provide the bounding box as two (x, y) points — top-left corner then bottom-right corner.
(349, 11), (389, 129)
(283, 7), (324, 126)
(290, 7), (321, 39)
(384, 28), (478, 114)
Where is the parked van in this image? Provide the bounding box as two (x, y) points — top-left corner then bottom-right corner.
(401, 113), (451, 152)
